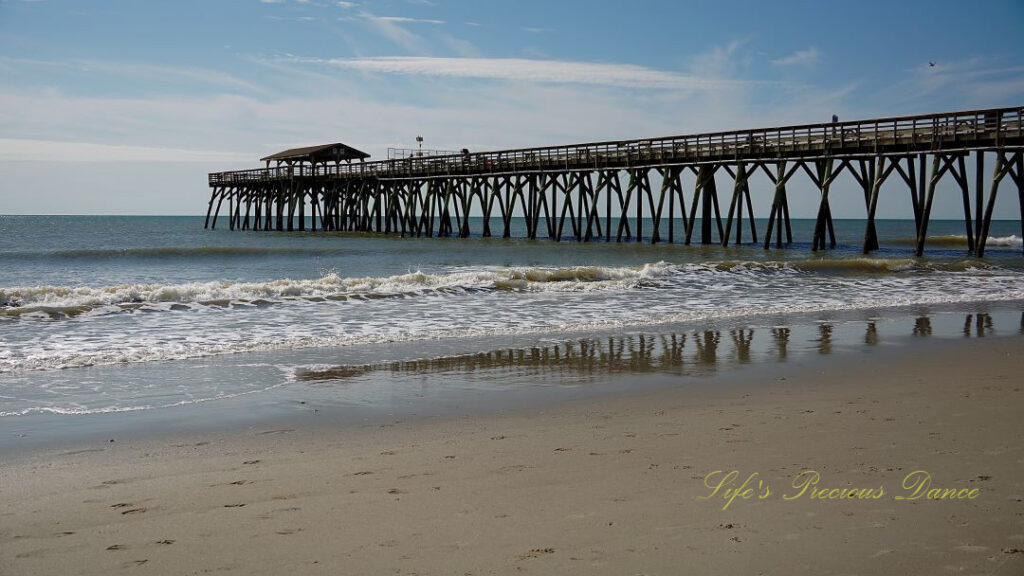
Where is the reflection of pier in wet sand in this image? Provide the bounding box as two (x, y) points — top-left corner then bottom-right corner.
(297, 310), (1023, 383)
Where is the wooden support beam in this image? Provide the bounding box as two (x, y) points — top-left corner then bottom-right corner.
(916, 154), (956, 257)
(975, 150), (984, 246)
(204, 188), (219, 229)
(634, 169), (644, 243)
(863, 156), (898, 254)
(763, 161), (798, 249)
(616, 170), (637, 242)
(954, 155), (975, 252)
(210, 188), (226, 230)
(811, 159), (835, 251)
(978, 152), (1019, 256)
(723, 163), (747, 247)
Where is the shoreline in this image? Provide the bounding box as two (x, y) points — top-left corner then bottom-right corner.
(2, 335), (1022, 574)
(3, 302), (1022, 458)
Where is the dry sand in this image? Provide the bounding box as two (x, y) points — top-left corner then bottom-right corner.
(2, 337), (1023, 575)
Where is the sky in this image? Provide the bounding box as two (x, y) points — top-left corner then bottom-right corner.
(1, 0), (1023, 216)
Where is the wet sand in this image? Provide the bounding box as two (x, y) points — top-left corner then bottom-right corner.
(2, 336), (1023, 575)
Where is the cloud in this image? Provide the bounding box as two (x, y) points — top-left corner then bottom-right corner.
(267, 15), (316, 21)
(342, 11), (433, 53)
(374, 16), (444, 24)
(0, 138), (254, 163)
(0, 56), (266, 94)
(296, 56), (758, 90)
(771, 47), (820, 67)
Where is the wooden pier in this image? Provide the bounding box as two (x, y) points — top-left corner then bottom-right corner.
(207, 107), (1024, 256)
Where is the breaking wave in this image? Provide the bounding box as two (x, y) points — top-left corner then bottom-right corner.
(0, 259), (1006, 319)
(891, 234), (1023, 248)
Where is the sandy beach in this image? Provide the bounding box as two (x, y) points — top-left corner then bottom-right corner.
(2, 335), (1023, 575)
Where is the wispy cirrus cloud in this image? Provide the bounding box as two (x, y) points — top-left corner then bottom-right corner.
(267, 15), (316, 21)
(0, 56), (266, 93)
(373, 15), (444, 24)
(336, 11), (446, 53)
(0, 138), (254, 163)
(771, 47), (820, 67)
(292, 56), (761, 90)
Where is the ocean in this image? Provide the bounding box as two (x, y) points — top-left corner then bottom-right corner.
(1, 215), (1022, 447)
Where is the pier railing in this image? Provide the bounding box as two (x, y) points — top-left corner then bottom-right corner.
(209, 107), (1023, 186)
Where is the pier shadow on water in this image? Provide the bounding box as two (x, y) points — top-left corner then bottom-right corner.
(295, 309), (1023, 389)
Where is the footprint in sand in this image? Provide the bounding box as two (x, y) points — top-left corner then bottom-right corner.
(870, 549), (893, 558)
(519, 548), (555, 560)
(953, 545), (989, 553)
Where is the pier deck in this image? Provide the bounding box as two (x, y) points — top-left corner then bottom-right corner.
(207, 107), (1024, 256)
